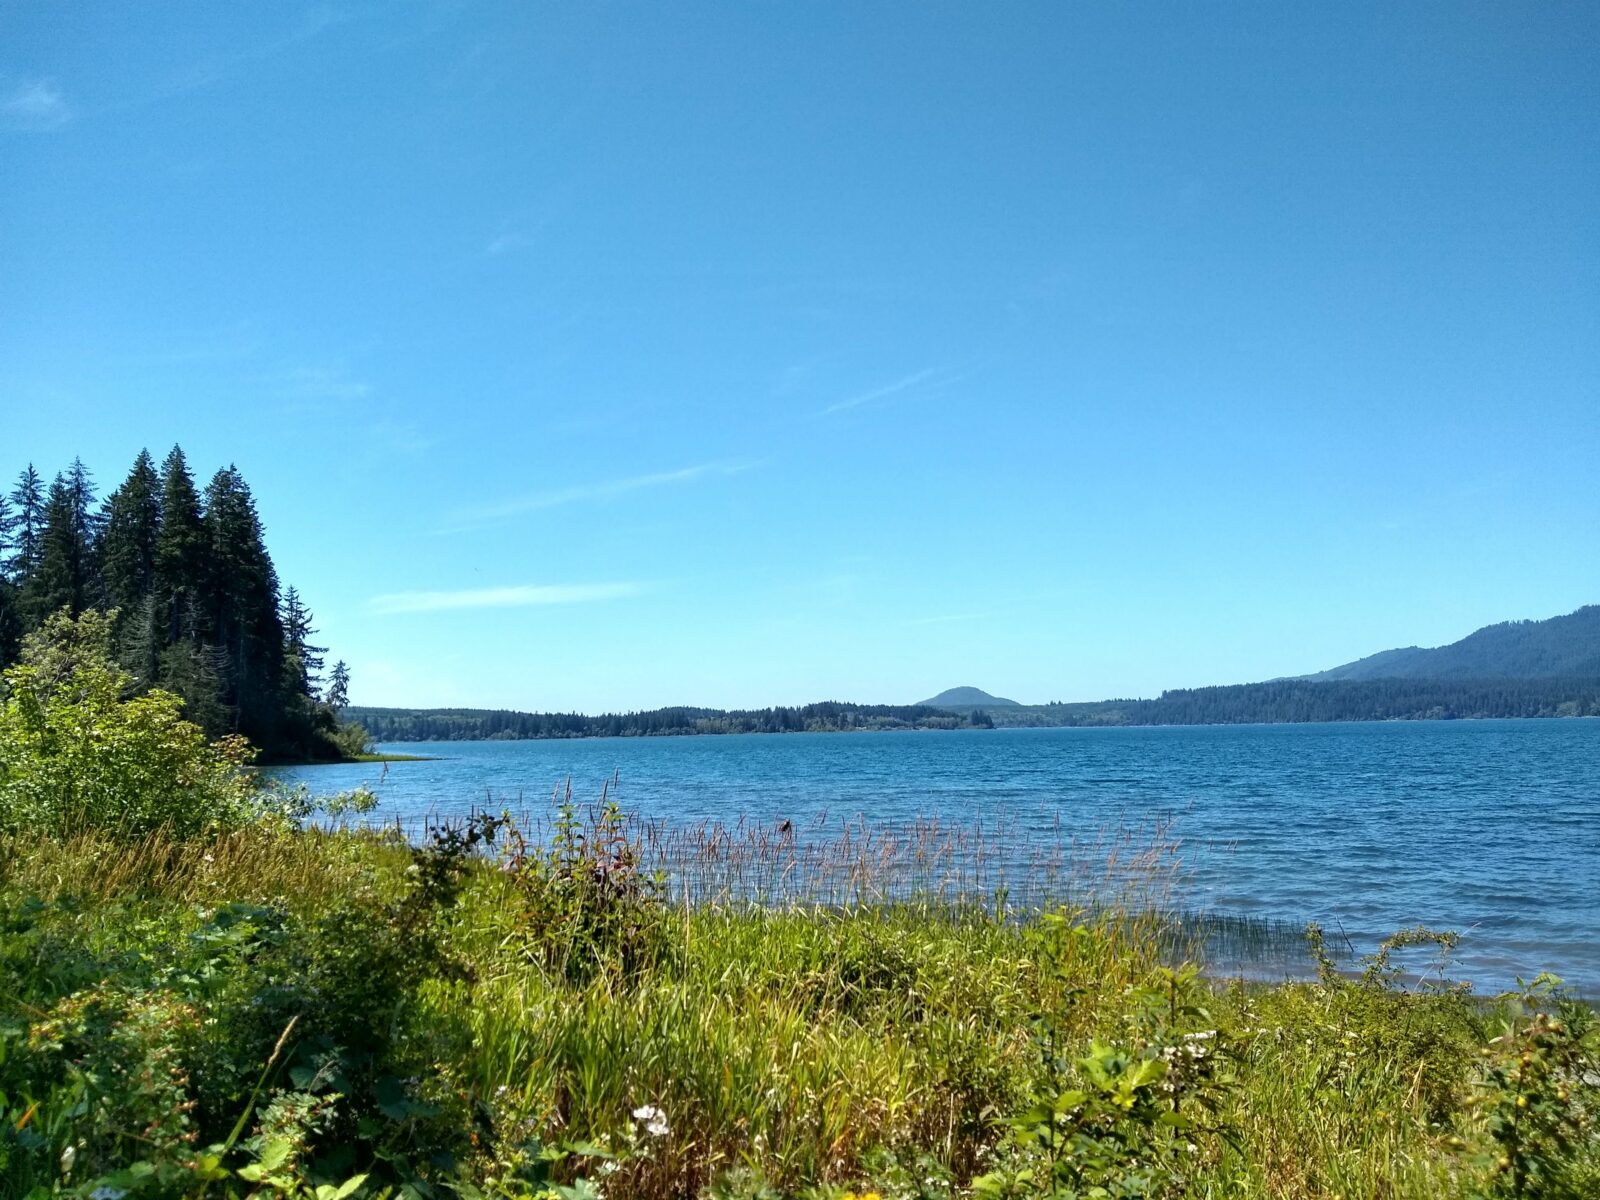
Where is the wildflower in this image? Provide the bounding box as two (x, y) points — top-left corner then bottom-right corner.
(90, 1188), (129, 1200)
(60, 1145), (76, 1176)
(632, 1104), (669, 1137)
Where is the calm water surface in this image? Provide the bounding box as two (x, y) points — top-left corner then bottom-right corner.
(270, 720), (1600, 994)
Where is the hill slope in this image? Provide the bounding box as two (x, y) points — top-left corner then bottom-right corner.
(1304, 605), (1600, 682)
(917, 686), (1020, 708)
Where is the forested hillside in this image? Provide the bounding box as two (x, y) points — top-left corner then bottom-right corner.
(347, 700), (992, 741)
(0, 449), (354, 760)
(1303, 605), (1600, 681)
(970, 677), (1600, 727)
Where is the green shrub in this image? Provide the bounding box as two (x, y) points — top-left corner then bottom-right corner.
(0, 610), (258, 839)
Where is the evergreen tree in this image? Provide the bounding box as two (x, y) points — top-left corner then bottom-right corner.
(0, 494), (14, 582)
(157, 637), (231, 739)
(7, 464), (45, 581)
(101, 449), (163, 659)
(280, 586), (326, 700)
(326, 660), (351, 711)
(154, 447), (207, 645)
(120, 591), (166, 688)
(65, 457), (102, 548)
(6, 448), (356, 760)
(202, 465), (285, 744)
(21, 474), (94, 622)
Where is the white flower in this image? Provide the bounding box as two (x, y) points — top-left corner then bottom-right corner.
(59, 1145), (76, 1175)
(632, 1104), (669, 1137)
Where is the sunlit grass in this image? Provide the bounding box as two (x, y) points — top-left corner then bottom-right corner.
(2, 804), (1595, 1199)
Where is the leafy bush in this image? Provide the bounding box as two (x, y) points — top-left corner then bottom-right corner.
(0, 611), (259, 839)
(1468, 974), (1599, 1199)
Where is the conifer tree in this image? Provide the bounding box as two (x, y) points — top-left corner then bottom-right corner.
(101, 450), (163, 654)
(202, 465), (285, 743)
(7, 465), (45, 581)
(65, 457), (102, 548)
(154, 446), (207, 644)
(326, 660), (351, 712)
(280, 585), (326, 700)
(157, 637), (231, 738)
(102, 450), (162, 606)
(0, 495), (15, 583)
(21, 473), (94, 622)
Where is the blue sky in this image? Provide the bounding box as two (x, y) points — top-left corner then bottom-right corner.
(3, 2), (1596, 711)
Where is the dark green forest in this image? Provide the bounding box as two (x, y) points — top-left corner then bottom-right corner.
(350, 677), (1599, 743)
(963, 677), (1600, 727)
(1301, 603), (1600, 680)
(346, 700), (993, 741)
(0, 449), (357, 761)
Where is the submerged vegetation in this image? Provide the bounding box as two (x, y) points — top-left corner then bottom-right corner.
(2, 612), (1598, 1200)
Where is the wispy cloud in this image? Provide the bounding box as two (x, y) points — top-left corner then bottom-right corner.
(485, 232), (536, 256)
(902, 610), (1000, 627)
(281, 366), (371, 401)
(447, 460), (757, 529)
(1, 79), (71, 130)
(369, 582), (644, 615)
(367, 418), (432, 455)
(821, 367), (946, 415)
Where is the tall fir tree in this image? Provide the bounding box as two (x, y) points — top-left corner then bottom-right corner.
(202, 465), (285, 744)
(101, 449), (165, 680)
(21, 472), (95, 622)
(0, 494), (15, 583)
(280, 585), (326, 700)
(326, 660), (351, 711)
(7, 464), (45, 581)
(65, 457), (102, 547)
(5, 447), (351, 759)
(154, 446), (208, 645)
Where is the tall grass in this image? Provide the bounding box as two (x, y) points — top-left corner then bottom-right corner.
(1, 798), (1594, 1199)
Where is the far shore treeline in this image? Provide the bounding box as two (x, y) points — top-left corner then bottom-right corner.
(0, 449), (357, 762)
(347, 701), (994, 741)
(351, 675), (1600, 743)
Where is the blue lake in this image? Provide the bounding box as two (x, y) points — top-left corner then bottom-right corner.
(269, 719), (1600, 995)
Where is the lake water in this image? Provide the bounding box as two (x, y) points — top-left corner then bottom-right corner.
(269, 720), (1600, 995)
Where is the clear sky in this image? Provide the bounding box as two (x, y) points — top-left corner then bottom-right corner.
(3, 2), (1596, 711)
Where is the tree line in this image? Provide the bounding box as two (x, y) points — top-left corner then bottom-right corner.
(345, 701), (994, 741)
(0, 449), (357, 761)
(989, 677), (1600, 727)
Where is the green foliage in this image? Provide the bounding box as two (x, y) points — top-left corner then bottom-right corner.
(5, 450), (357, 762)
(974, 951), (1233, 1200)
(0, 610), (259, 839)
(494, 790), (670, 985)
(1467, 975), (1600, 1199)
(0, 800), (1596, 1200)
(346, 701), (978, 742)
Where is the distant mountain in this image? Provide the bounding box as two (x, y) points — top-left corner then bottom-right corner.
(1302, 605), (1600, 682)
(918, 686), (1020, 708)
